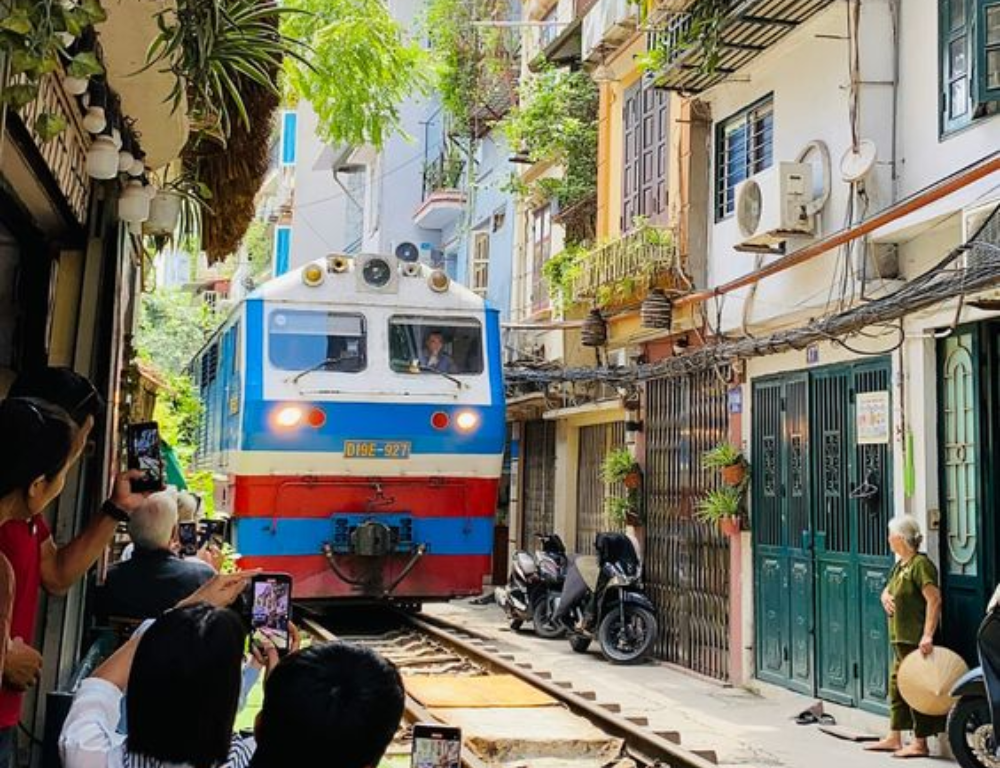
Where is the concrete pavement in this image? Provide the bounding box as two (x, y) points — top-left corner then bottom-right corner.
(425, 599), (955, 767)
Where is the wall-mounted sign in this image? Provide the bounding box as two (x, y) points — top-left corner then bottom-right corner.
(857, 391), (891, 445)
(806, 345), (820, 366)
(728, 387), (743, 414)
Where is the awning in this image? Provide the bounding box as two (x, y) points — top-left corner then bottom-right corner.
(652, 0), (835, 92)
(163, 441), (188, 490)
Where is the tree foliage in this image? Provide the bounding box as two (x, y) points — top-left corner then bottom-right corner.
(502, 67), (599, 211)
(281, 0), (430, 148)
(136, 290), (220, 377)
(424, 0), (517, 132)
(243, 219), (273, 281)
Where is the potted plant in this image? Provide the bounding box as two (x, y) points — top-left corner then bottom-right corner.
(601, 447), (643, 526)
(702, 442), (747, 486)
(695, 486), (743, 536)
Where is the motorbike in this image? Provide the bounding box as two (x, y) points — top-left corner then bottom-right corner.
(949, 598), (1000, 768)
(494, 533), (568, 639)
(559, 532), (658, 664)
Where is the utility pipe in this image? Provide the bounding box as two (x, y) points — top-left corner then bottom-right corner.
(675, 151), (1000, 309)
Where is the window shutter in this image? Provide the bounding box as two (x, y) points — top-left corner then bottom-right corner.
(979, 0), (1000, 102)
(941, 0), (973, 133)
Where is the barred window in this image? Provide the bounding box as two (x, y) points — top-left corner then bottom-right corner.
(715, 97), (774, 221)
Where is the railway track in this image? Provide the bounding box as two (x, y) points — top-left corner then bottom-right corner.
(300, 609), (719, 768)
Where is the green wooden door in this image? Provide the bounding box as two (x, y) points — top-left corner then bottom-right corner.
(753, 374), (813, 694)
(939, 329), (989, 665)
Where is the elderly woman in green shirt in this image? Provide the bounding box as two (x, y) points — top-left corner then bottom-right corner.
(865, 516), (944, 758)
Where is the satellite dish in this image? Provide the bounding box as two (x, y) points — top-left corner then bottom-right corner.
(840, 139), (877, 183)
(736, 178), (763, 238)
(395, 242), (420, 263)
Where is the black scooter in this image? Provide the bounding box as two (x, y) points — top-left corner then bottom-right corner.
(948, 604), (1000, 767)
(494, 533), (568, 639)
(559, 532), (658, 664)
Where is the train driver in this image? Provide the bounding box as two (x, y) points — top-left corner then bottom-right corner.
(419, 331), (457, 374)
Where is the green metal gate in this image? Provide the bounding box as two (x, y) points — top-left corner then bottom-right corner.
(753, 359), (892, 711)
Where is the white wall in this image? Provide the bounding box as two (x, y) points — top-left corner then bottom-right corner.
(289, 103), (352, 269)
(701, 2), (896, 333)
(896, 3), (1000, 199)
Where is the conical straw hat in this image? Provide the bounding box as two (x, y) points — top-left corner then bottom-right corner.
(898, 647), (969, 716)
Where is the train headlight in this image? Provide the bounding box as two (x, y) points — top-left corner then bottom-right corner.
(302, 264), (325, 287)
(274, 405), (304, 429)
(455, 410), (480, 432)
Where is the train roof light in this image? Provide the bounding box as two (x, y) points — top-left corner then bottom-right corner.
(428, 269), (450, 293)
(302, 264), (325, 287)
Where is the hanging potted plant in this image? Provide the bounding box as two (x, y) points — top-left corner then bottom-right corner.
(695, 486), (744, 536)
(601, 447), (643, 527)
(702, 442), (747, 486)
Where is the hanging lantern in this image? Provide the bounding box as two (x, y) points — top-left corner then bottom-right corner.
(82, 106), (106, 134)
(581, 308), (607, 347)
(63, 76), (89, 96)
(640, 288), (674, 330)
(118, 180), (151, 224)
(85, 135), (119, 179)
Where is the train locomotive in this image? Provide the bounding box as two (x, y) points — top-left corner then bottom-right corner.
(189, 252), (505, 603)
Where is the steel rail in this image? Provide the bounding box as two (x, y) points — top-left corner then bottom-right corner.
(402, 613), (720, 768)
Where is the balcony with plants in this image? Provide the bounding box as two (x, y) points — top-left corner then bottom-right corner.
(413, 143), (467, 230)
(554, 219), (689, 308)
(640, 0), (836, 92)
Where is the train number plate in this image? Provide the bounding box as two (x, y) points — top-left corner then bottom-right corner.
(343, 440), (411, 459)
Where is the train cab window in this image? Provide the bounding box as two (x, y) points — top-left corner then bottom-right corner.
(389, 316), (483, 375)
(268, 310), (366, 373)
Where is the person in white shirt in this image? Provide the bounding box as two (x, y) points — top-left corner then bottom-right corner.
(60, 573), (255, 768)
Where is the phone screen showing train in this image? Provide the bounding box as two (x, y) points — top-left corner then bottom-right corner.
(411, 724), (461, 768)
(178, 522), (198, 557)
(250, 574), (292, 654)
(127, 422), (164, 493)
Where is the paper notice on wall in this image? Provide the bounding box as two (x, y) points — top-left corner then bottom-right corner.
(856, 391), (890, 445)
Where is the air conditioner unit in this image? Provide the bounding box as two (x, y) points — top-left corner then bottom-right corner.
(582, 0), (639, 62)
(962, 201), (1000, 272)
(735, 162), (816, 251)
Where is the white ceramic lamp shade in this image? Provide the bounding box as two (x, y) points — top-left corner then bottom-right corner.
(82, 106), (106, 134)
(118, 181), (151, 224)
(118, 150), (135, 173)
(63, 76), (89, 96)
(144, 191), (181, 235)
(85, 136), (120, 180)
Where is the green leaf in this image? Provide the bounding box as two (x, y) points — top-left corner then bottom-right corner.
(61, 7), (87, 37)
(9, 48), (41, 75)
(0, 8), (32, 35)
(79, 0), (107, 24)
(34, 113), (68, 142)
(67, 51), (104, 78)
(1, 83), (39, 109)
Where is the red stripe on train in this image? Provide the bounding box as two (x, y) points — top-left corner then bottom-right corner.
(229, 475), (500, 518)
(235, 554), (491, 600)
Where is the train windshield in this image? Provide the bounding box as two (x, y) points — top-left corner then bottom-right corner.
(389, 317), (483, 375)
(268, 310), (366, 373)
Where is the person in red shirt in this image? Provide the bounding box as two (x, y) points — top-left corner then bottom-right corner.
(0, 369), (147, 767)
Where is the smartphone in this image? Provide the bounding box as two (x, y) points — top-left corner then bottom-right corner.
(178, 521), (199, 557)
(250, 573), (293, 655)
(126, 422), (164, 493)
(411, 724), (461, 768)
(198, 518), (228, 549)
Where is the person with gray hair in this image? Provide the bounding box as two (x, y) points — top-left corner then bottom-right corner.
(96, 491), (215, 622)
(864, 515), (944, 758)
